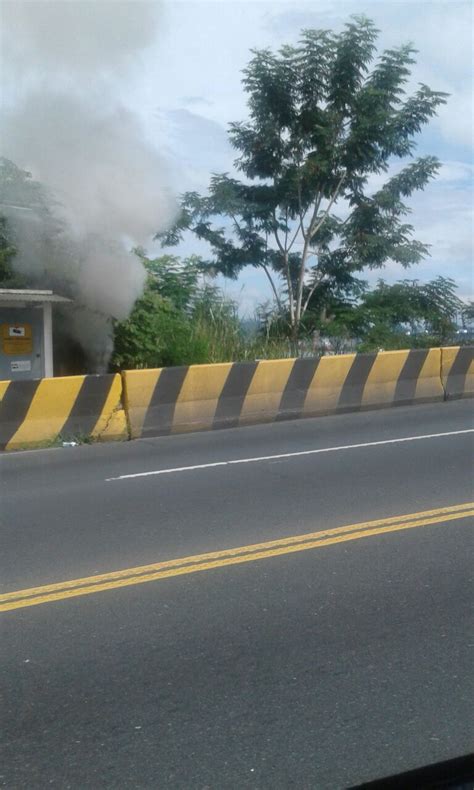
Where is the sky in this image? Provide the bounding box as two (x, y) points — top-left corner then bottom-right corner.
(137, 0), (473, 315)
(2, 0), (473, 317)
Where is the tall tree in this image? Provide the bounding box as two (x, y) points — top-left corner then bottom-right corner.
(157, 16), (447, 341)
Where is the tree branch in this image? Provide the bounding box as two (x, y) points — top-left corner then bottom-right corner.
(229, 211), (242, 235)
(286, 175), (307, 252)
(293, 195), (323, 328)
(297, 175), (309, 239)
(292, 175), (345, 328)
(260, 262), (284, 316)
(309, 173), (345, 240)
(272, 208), (295, 321)
(287, 220), (303, 253)
(272, 209), (286, 254)
(301, 269), (326, 316)
(284, 206), (289, 252)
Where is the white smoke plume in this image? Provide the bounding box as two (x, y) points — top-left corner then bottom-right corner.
(0, 0), (175, 371)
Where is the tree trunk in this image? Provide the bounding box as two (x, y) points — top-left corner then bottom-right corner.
(289, 318), (299, 356)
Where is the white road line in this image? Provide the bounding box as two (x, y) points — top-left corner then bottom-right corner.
(105, 427), (474, 482)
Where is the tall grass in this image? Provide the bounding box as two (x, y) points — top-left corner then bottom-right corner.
(190, 287), (293, 363)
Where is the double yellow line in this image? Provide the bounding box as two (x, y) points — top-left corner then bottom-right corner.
(1, 502), (473, 613)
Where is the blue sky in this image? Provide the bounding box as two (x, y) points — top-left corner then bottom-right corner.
(129, 0), (472, 315)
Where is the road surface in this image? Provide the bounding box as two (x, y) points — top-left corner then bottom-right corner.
(1, 399), (473, 788)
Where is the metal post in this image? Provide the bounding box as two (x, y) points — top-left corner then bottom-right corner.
(43, 302), (53, 377)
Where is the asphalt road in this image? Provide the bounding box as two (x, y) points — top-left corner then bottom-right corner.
(1, 399), (473, 788)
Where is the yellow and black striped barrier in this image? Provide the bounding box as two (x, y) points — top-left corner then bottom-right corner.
(0, 374), (127, 450)
(441, 346), (474, 399)
(122, 348), (448, 439)
(1, 347), (472, 450)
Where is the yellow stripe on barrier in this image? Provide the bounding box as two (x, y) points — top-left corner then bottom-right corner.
(361, 350), (409, 407)
(303, 354), (354, 415)
(7, 376), (84, 448)
(91, 373), (127, 440)
(239, 358), (296, 424)
(414, 348), (443, 402)
(172, 363), (233, 433)
(121, 369), (162, 439)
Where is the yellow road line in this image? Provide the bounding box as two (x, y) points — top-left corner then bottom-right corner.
(3, 501), (471, 601)
(1, 502), (473, 612)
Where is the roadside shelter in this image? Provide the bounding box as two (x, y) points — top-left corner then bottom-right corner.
(0, 289), (71, 380)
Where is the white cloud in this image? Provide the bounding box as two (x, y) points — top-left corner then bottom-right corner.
(436, 161), (474, 183)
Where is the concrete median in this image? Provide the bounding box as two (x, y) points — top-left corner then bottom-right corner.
(122, 348), (447, 440)
(2, 347), (472, 450)
(0, 374), (127, 450)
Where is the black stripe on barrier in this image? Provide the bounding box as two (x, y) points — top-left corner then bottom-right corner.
(337, 353), (377, 412)
(142, 366), (189, 437)
(446, 346), (473, 398)
(0, 379), (41, 450)
(393, 349), (429, 405)
(276, 358), (320, 421)
(60, 375), (114, 439)
(213, 361), (258, 429)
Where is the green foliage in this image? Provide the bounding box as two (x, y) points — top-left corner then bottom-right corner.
(138, 251), (202, 309)
(322, 276), (463, 352)
(157, 16), (447, 339)
(112, 289), (209, 369)
(360, 276), (460, 332)
(111, 253), (293, 369)
(111, 255), (208, 369)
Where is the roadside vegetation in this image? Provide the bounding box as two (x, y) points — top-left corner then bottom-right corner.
(110, 252), (471, 369)
(110, 253), (292, 370)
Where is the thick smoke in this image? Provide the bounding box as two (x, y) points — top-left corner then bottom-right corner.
(0, 0), (175, 371)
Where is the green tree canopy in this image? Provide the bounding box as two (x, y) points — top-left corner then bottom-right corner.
(315, 276), (463, 352)
(359, 276), (462, 332)
(158, 16), (447, 341)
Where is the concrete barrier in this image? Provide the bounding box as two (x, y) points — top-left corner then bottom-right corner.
(3, 347), (470, 451)
(0, 374), (127, 450)
(441, 346), (474, 399)
(298, 348), (443, 417)
(123, 348), (445, 439)
(122, 364), (234, 438)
